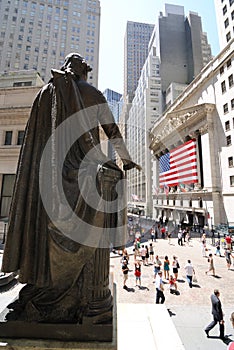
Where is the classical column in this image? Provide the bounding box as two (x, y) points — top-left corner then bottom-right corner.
(206, 108), (227, 225)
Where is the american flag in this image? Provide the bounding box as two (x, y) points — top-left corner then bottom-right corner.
(159, 139), (198, 188)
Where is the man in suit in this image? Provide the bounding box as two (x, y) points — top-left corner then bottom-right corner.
(204, 289), (225, 339)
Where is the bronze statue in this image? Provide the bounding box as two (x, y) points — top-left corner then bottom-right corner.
(1, 53), (140, 325)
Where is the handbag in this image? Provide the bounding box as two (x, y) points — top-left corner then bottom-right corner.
(193, 274), (198, 283)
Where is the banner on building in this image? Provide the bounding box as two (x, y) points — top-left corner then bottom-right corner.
(159, 139), (198, 188)
(131, 194), (139, 201)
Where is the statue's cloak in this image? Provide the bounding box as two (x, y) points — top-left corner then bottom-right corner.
(2, 71), (129, 287)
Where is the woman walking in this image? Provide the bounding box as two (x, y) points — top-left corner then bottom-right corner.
(205, 253), (215, 276)
(145, 245), (149, 266)
(149, 243), (154, 263)
(224, 248), (234, 270)
(163, 255), (170, 280)
(172, 255), (180, 280)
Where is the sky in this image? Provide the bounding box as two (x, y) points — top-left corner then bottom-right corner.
(98, 0), (219, 93)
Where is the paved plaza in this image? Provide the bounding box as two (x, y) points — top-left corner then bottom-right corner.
(111, 236), (234, 350)
(0, 235), (233, 349)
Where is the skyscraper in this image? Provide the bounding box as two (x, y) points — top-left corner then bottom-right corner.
(0, 0), (100, 86)
(103, 88), (122, 123)
(127, 4), (213, 215)
(155, 4), (212, 103)
(103, 88), (122, 161)
(123, 21), (154, 103)
(214, 0), (234, 51)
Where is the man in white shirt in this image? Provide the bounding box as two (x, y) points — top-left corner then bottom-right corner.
(184, 259), (195, 288)
(155, 271), (165, 304)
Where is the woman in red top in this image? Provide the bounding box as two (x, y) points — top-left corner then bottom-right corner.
(134, 260), (141, 287)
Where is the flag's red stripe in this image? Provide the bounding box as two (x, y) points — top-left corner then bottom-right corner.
(159, 166), (198, 179)
(159, 172), (198, 181)
(170, 139), (196, 153)
(170, 152), (197, 165)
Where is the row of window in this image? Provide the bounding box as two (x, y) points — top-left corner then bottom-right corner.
(3, 130), (24, 146)
(223, 0), (234, 16)
(220, 58), (232, 76)
(224, 10), (234, 28)
(221, 73), (234, 92)
(155, 197), (204, 208)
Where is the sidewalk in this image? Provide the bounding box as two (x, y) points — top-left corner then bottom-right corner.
(111, 237), (234, 349)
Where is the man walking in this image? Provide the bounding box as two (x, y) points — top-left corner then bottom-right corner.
(155, 271), (165, 304)
(204, 289), (225, 339)
(122, 259), (129, 290)
(178, 229), (183, 246)
(184, 259), (195, 288)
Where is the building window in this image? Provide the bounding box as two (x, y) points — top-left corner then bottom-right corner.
(221, 80), (226, 93)
(227, 58), (232, 68)
(227, 135), (232, 145)
(224, 18), (229, 28)
(225, 120), (230, 131)
(230, 175), (234, 186)
(228, 156), (233, 167)
(229, 74), (234, 87)
(4, 131), (12, 145)
(230, 0), (234, 6)
(226, 32), (231, 42)
(223, 5), (227, 15)
(220, 66), (224, 75)
(223, 103), (229, 113)
(17, 130), (24, 145)
(231, 98), (234, 109)
(232, 10), (234, 20)
(0, 174), (16, 217)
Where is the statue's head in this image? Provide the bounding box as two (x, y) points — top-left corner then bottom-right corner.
(60, 53), (92, 79)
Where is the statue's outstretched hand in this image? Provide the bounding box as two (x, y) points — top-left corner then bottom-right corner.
(123, 160), (142, 171)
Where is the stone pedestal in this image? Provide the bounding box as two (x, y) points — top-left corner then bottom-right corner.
(0, 283), (117, 349)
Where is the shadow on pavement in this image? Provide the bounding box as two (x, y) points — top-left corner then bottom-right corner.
(138, 286), (149, 291)
(192, 284), (201, 288)
(170, 290), (180, 295)
(167, 308), (176, 317)
(124, 286), (135, 292)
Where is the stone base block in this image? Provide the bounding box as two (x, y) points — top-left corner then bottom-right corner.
(0, 285), (117, 349)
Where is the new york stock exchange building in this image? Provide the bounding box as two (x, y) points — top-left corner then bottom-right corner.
(150, 39), (234, 234)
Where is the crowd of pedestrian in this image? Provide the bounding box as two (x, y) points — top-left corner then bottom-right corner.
(121, 236), (199, 300)
(119, 224), (234, 345)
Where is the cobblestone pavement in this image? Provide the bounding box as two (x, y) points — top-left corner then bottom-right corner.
(111, 237), (234, 350)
